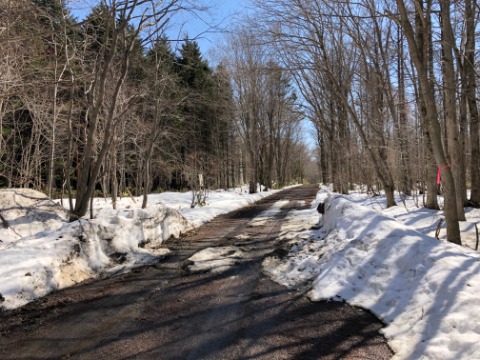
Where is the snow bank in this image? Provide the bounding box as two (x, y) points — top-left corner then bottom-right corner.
(0, 195), (186, 310)
(265, 193), (480, 360)
(0, 188), (69, 243)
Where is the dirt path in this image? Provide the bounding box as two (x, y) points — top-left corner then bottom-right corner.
(0, 185), (393, 359)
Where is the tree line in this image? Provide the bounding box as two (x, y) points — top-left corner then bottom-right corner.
(4, 0), (475, 245)
(0, 0), (312, 218)
(247, 0), (480, 244)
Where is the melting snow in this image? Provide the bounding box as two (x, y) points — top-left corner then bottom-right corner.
(2, 185), (480, 359)
(263, 190), (480, 360)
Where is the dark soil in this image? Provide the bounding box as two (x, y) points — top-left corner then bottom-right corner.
(0, 185), (393, 359)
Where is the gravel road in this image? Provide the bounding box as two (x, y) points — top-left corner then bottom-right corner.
(0, 185), (393, 359)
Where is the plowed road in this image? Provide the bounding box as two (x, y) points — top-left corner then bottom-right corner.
(0, 185), (393, 359)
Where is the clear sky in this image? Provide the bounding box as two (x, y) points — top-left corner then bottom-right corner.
(67, 0), (246, 61)
(166, 0), (246, 60)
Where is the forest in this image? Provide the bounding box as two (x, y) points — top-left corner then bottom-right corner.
(1, 0), (479, 244)
(0, 0), (311, 218)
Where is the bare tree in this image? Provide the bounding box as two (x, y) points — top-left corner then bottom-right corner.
(252, 0), (398, 205)
(439, 0), (466, 220)
(227, 28), (305, 192)
(0, 0), (54, 189)
(71, 0), (189, 218)
(228, 30), (265, 193)
(396, 24), (413, 196)
(464, 0), (480, 206)
(392, 0), (461, 244)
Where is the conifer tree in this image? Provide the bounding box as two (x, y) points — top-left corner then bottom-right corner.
(175, 40), (217, 192)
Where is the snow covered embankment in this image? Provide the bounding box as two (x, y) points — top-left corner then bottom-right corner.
(0, 189), (187, 310)
(265, 193), (480, 360)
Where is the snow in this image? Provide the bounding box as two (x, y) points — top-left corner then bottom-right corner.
(0, 186), (277, 310)
(186, 246), (245, 273)
(263, 188), (480, 360)
(2, 185), (480, 359)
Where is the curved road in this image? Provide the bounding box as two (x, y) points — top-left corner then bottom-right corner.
(0, 185), (393, 359)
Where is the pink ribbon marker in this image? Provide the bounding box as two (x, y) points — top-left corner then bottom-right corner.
(437, 164), (451, 185)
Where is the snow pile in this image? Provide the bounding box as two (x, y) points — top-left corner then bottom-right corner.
(93, 204), (188, 250)
(265, 193), (480, 360)
(0, 201), (186, 309)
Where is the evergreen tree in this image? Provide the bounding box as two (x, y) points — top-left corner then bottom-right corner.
(140, 36), (182, 197)
(174, 40), (217, 189)
(32, 0), (67, 29)
(212, 62), (236, 188)
(176, 41), (213, 88)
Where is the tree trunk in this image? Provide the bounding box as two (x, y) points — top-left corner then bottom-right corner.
(457, 62), (468, 207)
(425, 136), (440, 209)
(142, 157), (151, 209)
(317, 128), (328, 184)
(465, 0), (480, 206)
(440, 0), (466, 220)
(111, 145), (118, 210)
(397, 28), (412, 195)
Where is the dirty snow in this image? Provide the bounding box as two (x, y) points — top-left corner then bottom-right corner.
(263, 189), (480, 360)
(186, 246), (245, 273)
(0, 186), (278, 309)
(2, 184), (480, 359)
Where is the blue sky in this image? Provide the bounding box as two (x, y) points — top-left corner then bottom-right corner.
(167, 0), (245, 58)
(68, 0), (245, 60)
(67, 0), (314, 147)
